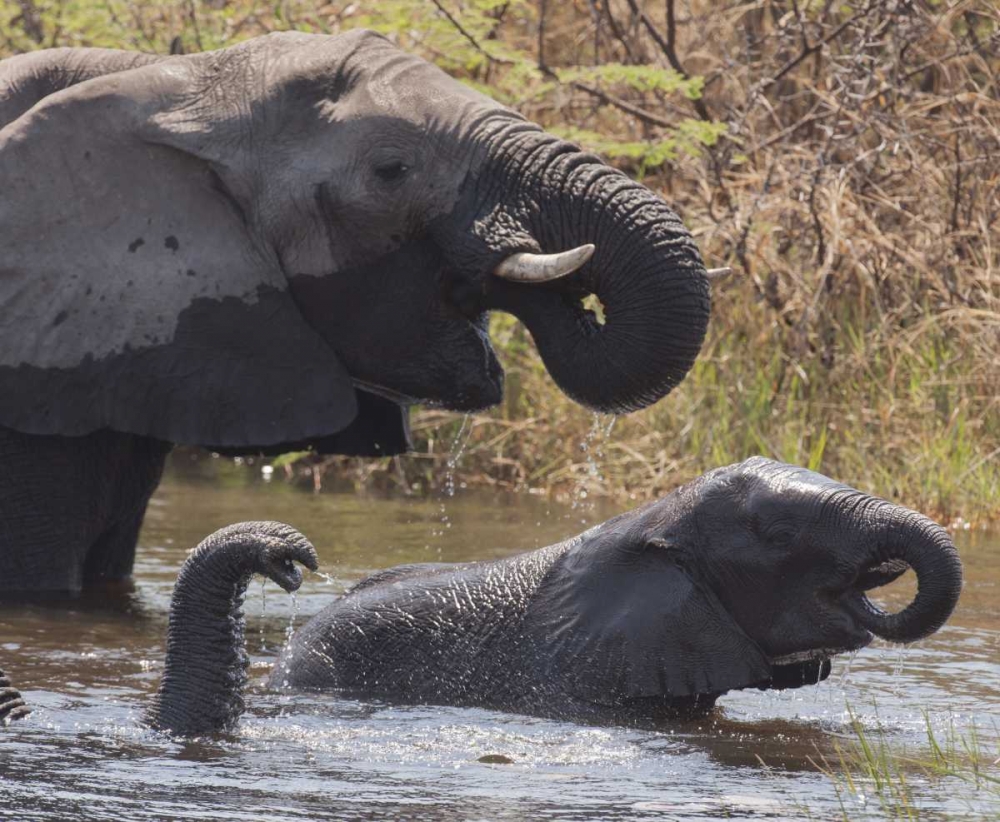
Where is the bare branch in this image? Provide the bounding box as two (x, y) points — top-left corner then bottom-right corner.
(623, 0), (712, 121)
(758, 2), (877, 96)
(430, 0), (513, 65)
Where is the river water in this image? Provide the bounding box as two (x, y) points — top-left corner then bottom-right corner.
(1, 453), (998, 821)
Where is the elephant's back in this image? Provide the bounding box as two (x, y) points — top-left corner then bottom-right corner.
(344, 562), (466, 595)
(268, 555), (544, 701)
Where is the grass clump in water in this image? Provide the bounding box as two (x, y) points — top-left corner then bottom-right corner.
(810, 708), (1000, 821)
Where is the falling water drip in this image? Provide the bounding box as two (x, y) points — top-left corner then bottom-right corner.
(276, 593), (300, 692)
(313, 571), (338, 586)
(432, 414), (472, 551)
(258, 578), (267, 653)
(444, 414), (472, 499)
(571, 414), (615, 523)
(286, 593), (299, 646)
(837, 649), (859, 689)
(890, 645), (906, 697)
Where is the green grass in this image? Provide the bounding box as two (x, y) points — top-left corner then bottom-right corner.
(809, 709), (1000, 821)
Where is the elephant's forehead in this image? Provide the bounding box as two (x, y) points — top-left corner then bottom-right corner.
(273, 30), (501, 127)
(746, 458), (850, 497)
(351, 57), (499, 129)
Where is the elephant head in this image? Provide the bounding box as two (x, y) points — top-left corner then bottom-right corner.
(0, 30), (709, 453)
(535, 457), (964, 705)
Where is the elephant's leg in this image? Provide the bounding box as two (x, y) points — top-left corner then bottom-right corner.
(82, 437), (171, 586)
(81, 508), (151, 586)
(0, 426), (170, 595)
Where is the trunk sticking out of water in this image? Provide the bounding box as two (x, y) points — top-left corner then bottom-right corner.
(147, 522), (317, 736)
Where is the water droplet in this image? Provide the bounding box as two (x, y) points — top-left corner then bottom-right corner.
(286, 592), (299, 646)
(570, 414), (614, 520)
(434, 414), (472, 549)
(258, 578), (267, 652)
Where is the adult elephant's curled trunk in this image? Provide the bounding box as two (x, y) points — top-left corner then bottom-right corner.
(848, 504), (962, 644)
(481, 138), (711, 414)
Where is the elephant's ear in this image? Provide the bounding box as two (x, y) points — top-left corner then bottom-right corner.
(0, 56), (360, 449)
(531, 533), (771, 704)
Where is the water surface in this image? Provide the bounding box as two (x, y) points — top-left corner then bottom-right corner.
(1, 454), (998, 820)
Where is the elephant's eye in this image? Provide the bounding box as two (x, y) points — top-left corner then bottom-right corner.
(374, 161), (410, 184)
(766, 525), (800, 548)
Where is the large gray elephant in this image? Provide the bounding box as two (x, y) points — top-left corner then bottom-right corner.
(0, 32), (710, 595)
(144, 458), (962, 736)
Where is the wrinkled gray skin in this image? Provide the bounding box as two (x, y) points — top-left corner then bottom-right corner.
(0, 32), (709, 596)
(147, 458), (961, 735)
(0, 668), (30, 726)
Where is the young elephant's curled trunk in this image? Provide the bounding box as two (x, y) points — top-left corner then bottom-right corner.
(147, 522), (318, 736)
(847, 504), (962, 643)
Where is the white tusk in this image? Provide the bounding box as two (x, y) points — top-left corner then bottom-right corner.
(492, 244), (596, 284)
(706, 267), (732, 280)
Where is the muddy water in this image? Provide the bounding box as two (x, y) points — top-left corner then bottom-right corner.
(1, 454), (998, 821)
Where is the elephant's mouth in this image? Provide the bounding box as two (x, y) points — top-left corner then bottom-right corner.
(768, 645), (865, 667)
(423, 310), (505, 412)
(760, 558), (914, 677)
(352, 378), (420, 406)
(855, 558), (909, 591)
(763, 656), (834, 691)
(758, 558), (910, 679)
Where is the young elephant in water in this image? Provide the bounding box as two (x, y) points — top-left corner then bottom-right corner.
(147, 458), (962, 735)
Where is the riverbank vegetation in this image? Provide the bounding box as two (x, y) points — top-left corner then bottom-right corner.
(3, 0), (998, 521)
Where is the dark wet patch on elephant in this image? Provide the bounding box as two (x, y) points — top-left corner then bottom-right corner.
(52, 311), (68, 327)
(165, 236), (180, 252)
(0, 286), (407, 454)
(127, 237), (145, 253)
(209, 389), (411, 458)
